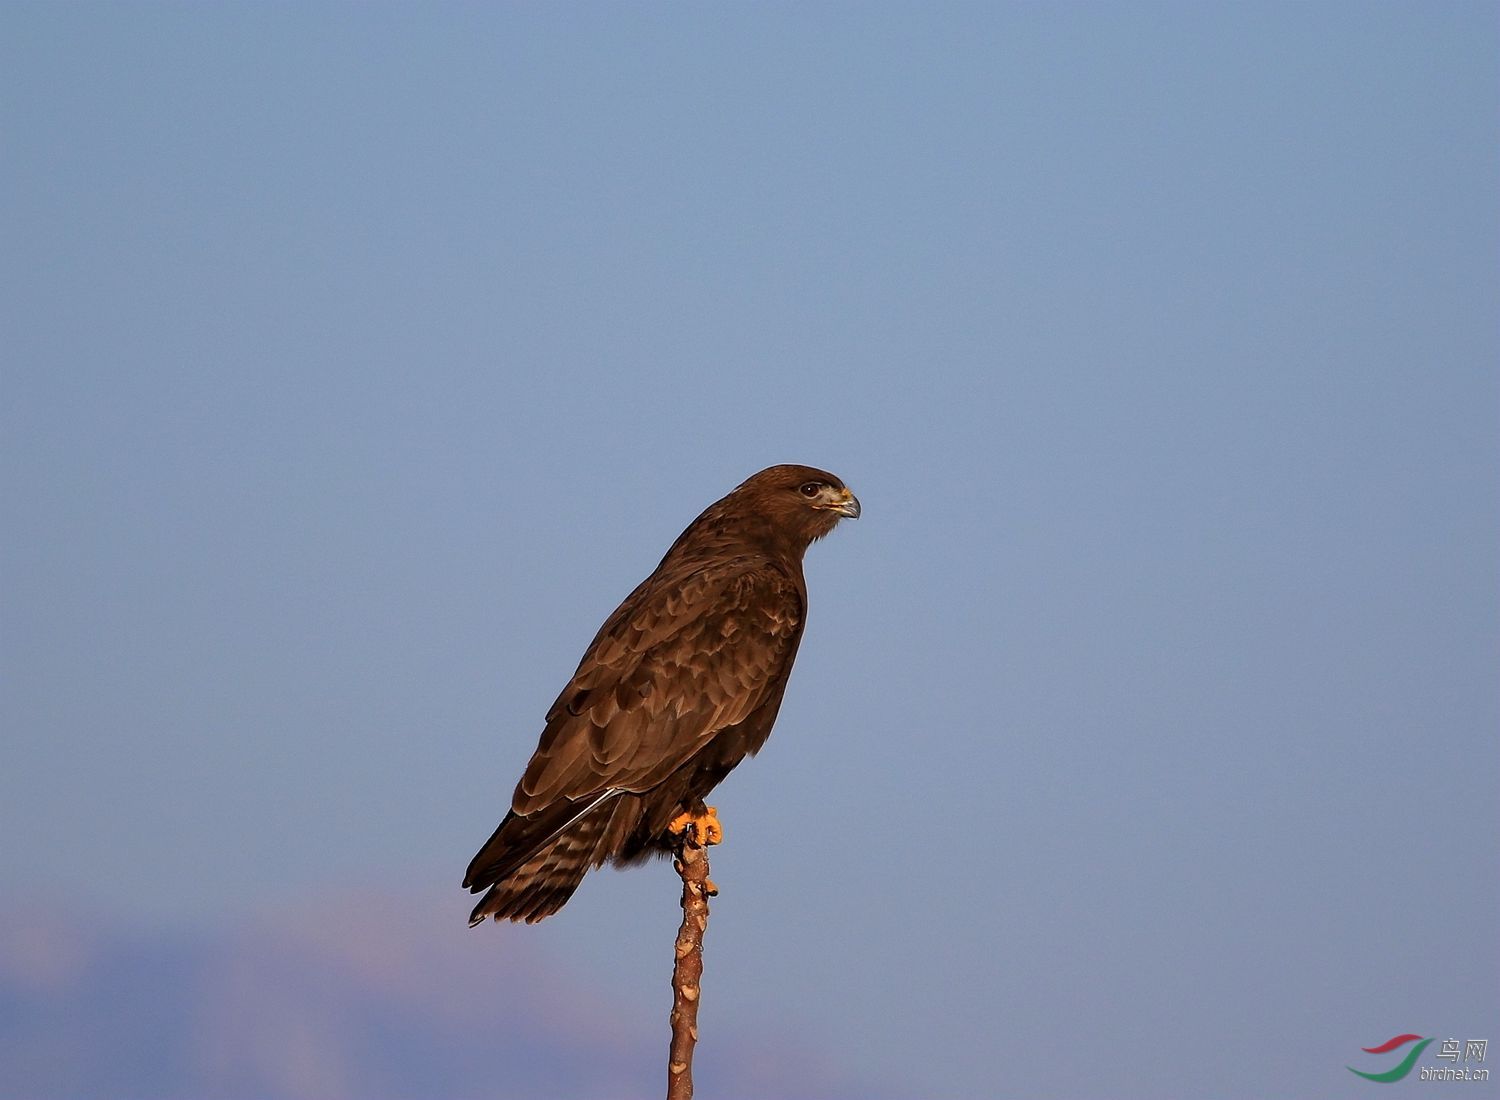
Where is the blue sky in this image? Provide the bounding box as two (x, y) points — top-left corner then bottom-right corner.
(3, 4), (1497, 1097)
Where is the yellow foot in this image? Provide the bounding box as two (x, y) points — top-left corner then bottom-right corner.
(667, 804), (723, 847)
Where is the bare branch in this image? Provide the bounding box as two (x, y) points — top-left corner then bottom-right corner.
(666, 834), (712, 1100)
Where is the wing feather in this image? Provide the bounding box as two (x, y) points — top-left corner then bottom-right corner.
(512, 560), (801, 815)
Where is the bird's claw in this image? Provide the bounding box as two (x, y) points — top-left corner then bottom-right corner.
(668, 804), (723, 847)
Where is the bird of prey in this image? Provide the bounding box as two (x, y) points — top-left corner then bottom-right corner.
(464, 464), (860, 925)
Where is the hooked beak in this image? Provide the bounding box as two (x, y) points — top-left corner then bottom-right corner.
(831, 487), (861, 519)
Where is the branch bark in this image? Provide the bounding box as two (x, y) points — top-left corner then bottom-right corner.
(666, 835), (711, 1100)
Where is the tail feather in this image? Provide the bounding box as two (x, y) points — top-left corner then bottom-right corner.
(465, 794), (635, 925)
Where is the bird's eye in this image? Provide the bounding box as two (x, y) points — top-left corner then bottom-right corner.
(799, 482), (821, 497)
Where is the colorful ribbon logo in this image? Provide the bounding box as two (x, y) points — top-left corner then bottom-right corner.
(1348, 1034), (1433, 1082)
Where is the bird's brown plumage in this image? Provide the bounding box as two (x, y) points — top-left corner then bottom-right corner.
(464, 464), (859, 924)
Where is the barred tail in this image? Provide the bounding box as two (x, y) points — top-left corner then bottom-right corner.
(464, 793), (632, 925)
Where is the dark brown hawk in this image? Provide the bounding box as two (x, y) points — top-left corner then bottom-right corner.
(464, 464), (860, 925)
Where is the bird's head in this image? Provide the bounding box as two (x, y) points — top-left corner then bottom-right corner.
(731, 464), (860, 549)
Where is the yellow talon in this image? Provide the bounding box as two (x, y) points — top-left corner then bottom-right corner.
(667, 805), (723, 847)
(700, 805), (722, 845)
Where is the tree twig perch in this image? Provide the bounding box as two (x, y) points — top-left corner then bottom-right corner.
(666, 830), (712, 1100)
